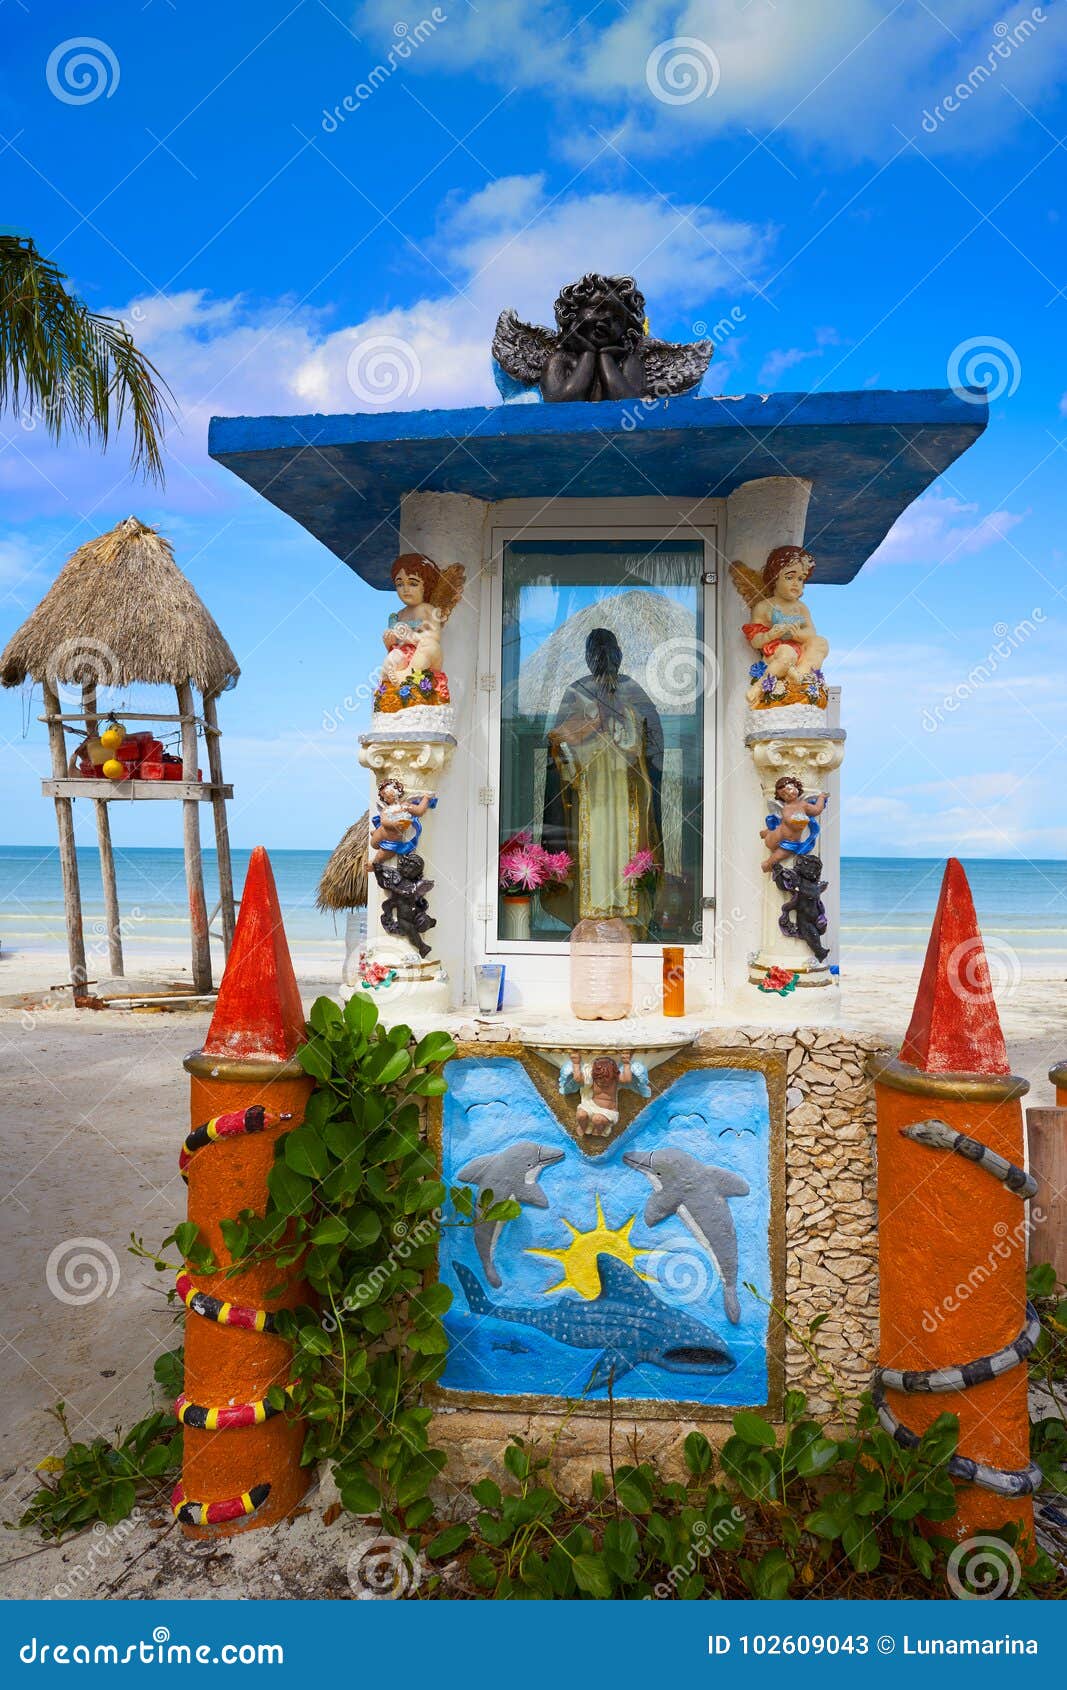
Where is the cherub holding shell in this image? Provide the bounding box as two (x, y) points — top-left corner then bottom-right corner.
(760, 776), (828, 872)
(730, 546), (829, 703)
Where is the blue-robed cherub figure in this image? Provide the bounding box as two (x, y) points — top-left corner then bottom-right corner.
(558, 1051), (651, 1141)
(760, 776), (828, 873)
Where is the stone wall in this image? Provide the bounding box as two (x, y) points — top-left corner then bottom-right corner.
(699, 1025), (891, 1412)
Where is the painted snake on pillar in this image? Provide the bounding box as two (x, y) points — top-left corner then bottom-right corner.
(870, 1117), (1043, 1498)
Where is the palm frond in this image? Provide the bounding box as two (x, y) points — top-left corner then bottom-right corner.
(0, 234), (173, 482)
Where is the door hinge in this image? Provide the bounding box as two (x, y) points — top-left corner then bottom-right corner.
(479, 672), (497, 692)
(478, 785), (495, 806)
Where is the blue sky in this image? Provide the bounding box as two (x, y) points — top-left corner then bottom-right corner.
(2, 1), (1065, 857)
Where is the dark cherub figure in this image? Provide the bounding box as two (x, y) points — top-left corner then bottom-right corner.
(375, 851), (436, 959)
(492, 273), (713, 404)
(540, 275), (647, 402)
(773, 854), (830, 962)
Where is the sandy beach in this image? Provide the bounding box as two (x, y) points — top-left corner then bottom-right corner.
(0, 949), (1062, 1597)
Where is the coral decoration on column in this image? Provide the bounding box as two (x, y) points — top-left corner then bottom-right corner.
(177, 846), (312, 1537)
(869, 858), (1038, 1543)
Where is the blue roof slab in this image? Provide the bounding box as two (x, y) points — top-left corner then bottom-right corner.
(208, 387), (987, 591)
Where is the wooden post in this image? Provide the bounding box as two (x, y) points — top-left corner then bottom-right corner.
(42, 680), (87, 990)
(176, 848), (312, 1537)
(1027, 1107), (1067, 1283)
(83, 683), (123, 978)
(177, 680), (212, 994)
(202, 690), (236, 957)
(870, 859), (1034, 1544)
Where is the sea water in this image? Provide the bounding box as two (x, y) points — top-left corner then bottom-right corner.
(0, 846), (1064, 969)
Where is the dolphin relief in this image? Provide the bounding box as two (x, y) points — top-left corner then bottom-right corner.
(456, 1254), (734, 1389)
(457, 1141), (565, 1288)
(623, 1148), (749, 1324)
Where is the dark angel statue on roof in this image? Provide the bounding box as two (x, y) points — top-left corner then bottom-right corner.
(492, 273), (713, 404)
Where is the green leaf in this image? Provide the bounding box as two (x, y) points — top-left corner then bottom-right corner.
(732, 1411), (776, 1448)
(413, 1031), (457, 1069)
(343, 992), (378, 1036)
(338, 1474), (380, 1514)
(425, 1523), (470, 1558)
(572, 1553), (613, 1599)
(468, 1553), (498, 1591)
(309, 998), (343, 1033)
(842, 1517), (881, 1573)
(471, 1478), (501, 1509)
(751, 1548), (794, 1600)
(284, 1127), (331, 1181)
(1027, 1261), (1058, 1299)
(296, 1040), (333, 1080)
(804, 1507), (843, 1540)
(347, 1207), (382, 1248)
(311, 1215), (348, 1246)
(266, 1161), (313, 1216)
(406, 1074), (448, 1096)
(684, 1431), (713, 1477)
(364, 1047), (412, 1087)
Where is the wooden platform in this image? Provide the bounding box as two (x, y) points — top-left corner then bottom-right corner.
(42, 779), (233, 802)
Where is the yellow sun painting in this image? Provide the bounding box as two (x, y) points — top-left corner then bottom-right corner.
(526, 1195), (651, 1300)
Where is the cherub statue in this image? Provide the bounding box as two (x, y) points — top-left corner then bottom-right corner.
(382, 553), (465, 687)
(376, 850), (436, 959)
(729, 546), (829, 704)
(558, 1051), (651, 1140)
(760, 776), (828, 873)
(492, 273), (713, 404)
(369, 778), (436, 867)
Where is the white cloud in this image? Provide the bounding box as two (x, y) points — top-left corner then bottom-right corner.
(866, 490), (1026, 568)
(353, 0), (1067, 160)
(0, 178), (773, 516)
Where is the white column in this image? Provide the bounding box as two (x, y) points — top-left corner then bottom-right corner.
(356, 492), (486, 1017)
(718, 476), (812, 1010)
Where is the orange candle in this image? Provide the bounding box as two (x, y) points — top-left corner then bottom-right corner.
(662, 946), (685, 1017)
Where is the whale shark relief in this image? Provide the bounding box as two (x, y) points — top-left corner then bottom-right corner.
(455, 1253), (735, 1388)
(623, 1147), (749, 1325)
(456, 1141), (565, 1288)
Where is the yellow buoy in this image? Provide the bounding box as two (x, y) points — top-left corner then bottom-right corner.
(101, 722), (126, 752)
(102, 757), (126, 781)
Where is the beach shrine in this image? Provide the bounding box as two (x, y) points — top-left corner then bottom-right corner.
(198, 274), (1040, 1533)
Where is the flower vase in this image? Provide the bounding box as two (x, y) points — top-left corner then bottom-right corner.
(501, 894), (532, 940)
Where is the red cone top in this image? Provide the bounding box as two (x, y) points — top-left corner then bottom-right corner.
(899, 858), (1010, 1075)
(203, 847), (306, 1062)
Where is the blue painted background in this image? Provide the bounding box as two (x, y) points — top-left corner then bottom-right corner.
(439, 1057), (771, 1406)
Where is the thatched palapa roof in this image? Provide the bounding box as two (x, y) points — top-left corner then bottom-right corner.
(0, 515), (239, 694)
(317, 812), (369, 911)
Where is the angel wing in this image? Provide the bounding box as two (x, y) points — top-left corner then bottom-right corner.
(491, 307), (558, 388)
(642, 336), (713, 398)
(429, 563), (465, 623)
(728, 561), (766, 611)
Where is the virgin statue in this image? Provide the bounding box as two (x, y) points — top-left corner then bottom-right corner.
(541, 628), (663, 936)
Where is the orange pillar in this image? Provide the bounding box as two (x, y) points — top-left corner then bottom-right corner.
(870, 859), (1035, 1542)
(174, 846), (313, 1537)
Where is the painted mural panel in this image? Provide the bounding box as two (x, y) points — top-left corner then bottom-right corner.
(439, 1056), (773, 1407)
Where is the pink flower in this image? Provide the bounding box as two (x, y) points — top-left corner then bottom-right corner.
(540, 850), (572, 885)
(623, 849), (657, 881)
(499, 846), (546, 892)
